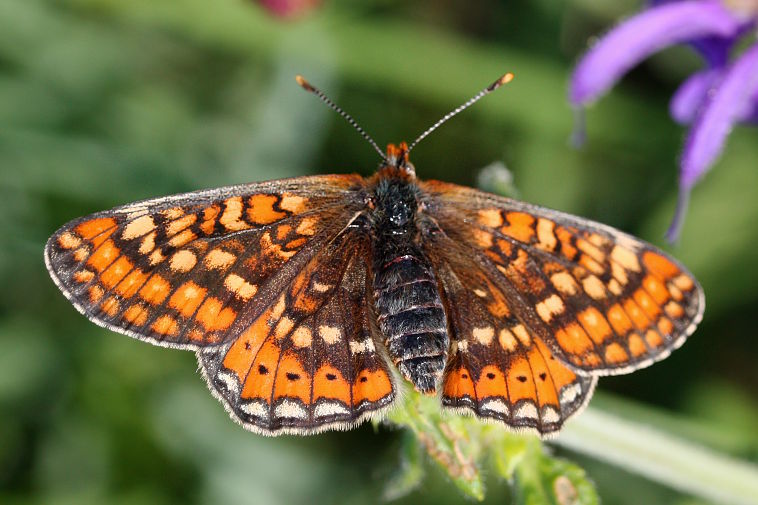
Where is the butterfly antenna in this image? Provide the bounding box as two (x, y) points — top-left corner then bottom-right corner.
(296, 75), (387, 162)
(407, 73), (514, 154)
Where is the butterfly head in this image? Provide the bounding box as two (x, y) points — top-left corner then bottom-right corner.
(384, 142), (416, 177)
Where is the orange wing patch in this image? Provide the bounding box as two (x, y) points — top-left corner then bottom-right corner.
(427, 233), (595, 436)
(198, 234), (395, 435)
(45, 175), (365, 351)
(447, 199), (703, 375)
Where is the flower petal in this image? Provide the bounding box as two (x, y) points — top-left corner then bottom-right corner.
(742, 88), (758, 124)
(690, 36), (735, 66)
(258, 0), (321, 18)
(570, 1), (741, 105)
(680, 41), (758, 189)
(669, 67), (723, 124)
(668, 41), (758, 241)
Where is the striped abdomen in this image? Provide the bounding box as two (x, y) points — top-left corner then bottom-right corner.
(373, 244), (448, 393)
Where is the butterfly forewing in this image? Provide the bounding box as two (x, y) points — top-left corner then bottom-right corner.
(198, 226), (396, 435)
(46, 141), (705, 438)
(45, 175), (365, 349)
(424, 229), (597, 435)
(420, 181), (704, 376)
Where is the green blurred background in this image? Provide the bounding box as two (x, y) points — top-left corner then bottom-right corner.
(1, 0), (757, 503)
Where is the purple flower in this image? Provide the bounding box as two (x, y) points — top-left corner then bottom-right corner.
(570, 0), (758, 241)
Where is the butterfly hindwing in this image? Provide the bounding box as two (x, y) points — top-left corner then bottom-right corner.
(198, 225), (396, 435)
(45, 175), (364, 349)
(420, 181), (704, 376)
(425, 232), (596, 436)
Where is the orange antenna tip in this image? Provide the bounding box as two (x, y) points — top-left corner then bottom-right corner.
(488, 72), (515, 92)
(295, 75), (315, 92)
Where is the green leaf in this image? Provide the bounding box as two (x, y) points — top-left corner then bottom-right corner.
(385, 389), (485, 500)
(493, 436), (599, 505)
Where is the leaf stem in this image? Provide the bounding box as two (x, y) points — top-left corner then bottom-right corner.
(555, 406), (758, 505)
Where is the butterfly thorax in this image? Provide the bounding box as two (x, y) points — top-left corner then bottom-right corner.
(369, 153), (449, 394)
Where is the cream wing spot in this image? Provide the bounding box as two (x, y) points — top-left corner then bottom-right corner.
(168, 230), (196, 248)
(122, 215), (156, 240)
(148, 249), (165, 265)
(314, 402), (350, 418)
(672, 274), (694, 291)
(512, 325), (531, 347)
(241, 401), (269, 419)
(536, 294), (565, 323)
(205, 249), (236, 270)
(536, 218), (557, 250)
(542, 406), (561, 424)
(477, 209), (503, 227)
(139, 231), (156, 254)
(499, 329), (518, 352)
(452, 340), (469, 353)
(319, 325), (342, 344)
(472, 327), (495, 345)
(473, 229), (494, 248)
(296, 217), (317, 236)
(611, 262), (629, 285)
(274, 317), (294, 340)
(224, 274), (258, 300)
(577, 239), (606, 263)
(514, 402), (539, 420)
(664, 301), (684, 318)
(480, 399), (509, 415)
(169, 250), (197, 272)
(73, 270), (95, 283)
(162, 207), (184, 220)
(271, 294), (286, 322)
(667, 282), (684, 301)
(58, 232), (82, 249)
(560, 383), (581, 404)
(349, 339), (376, 354)
(608, 278), (623, 295)
(582, 275), (607, 300)
(216, 371), (240, 393)
(280, 194), (307, 212)
(166, 214), (197, 236)
(73, 247), (89, 262)
(312, 282), (333, 293)
(275, 400), (308, 420)
(292, 327), (313, 348)
(581, 256), (605, 275)
(550, 272), (578, 296)
(220, 196), (249, 231)
(611, 245), (641, 272)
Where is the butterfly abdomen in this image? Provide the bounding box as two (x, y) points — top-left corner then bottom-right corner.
(370, 173), (449, 394)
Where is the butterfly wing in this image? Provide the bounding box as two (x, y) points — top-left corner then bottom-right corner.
(198, 221), (396, 434)
(45, 175), (365, 349)
(424, 231), (596, 436)
(420, 180), (704, 376)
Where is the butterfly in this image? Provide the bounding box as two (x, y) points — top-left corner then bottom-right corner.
(44, 74), (704, 437)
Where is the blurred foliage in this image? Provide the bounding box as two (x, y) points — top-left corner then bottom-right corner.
(1, 0), (758, 504)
